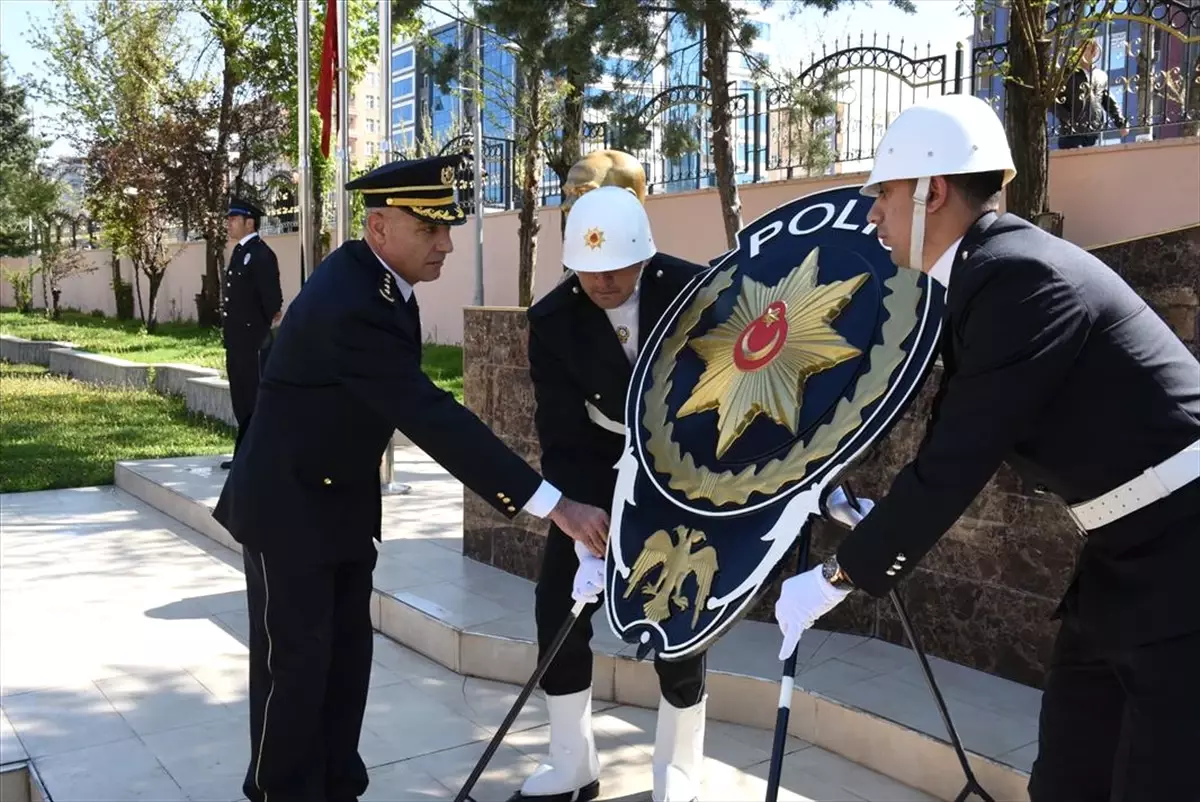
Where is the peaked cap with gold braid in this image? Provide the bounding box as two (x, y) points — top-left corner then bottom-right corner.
(345, 153), (472, 226)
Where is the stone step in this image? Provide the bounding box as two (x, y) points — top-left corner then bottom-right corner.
(114, 451), (1038, 802)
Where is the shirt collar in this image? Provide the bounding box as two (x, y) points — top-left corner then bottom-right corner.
(927, 235), (963, 291)
(369, 245), (414, 302)
(238, 231), (259, 249)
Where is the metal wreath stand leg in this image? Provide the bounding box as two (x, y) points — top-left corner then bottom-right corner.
(763, 485), (996, 802)
(453, 599), (588, 802)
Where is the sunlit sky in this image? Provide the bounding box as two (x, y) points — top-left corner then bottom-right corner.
(1, 0), (975, 159)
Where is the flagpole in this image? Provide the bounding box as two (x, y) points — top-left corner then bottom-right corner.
(377, 0), (410, 498)
(380, 0), (391, 163)
(297, 0), (313, 284)
(471, 20), (484, 306)
(335, 0), (350, 246)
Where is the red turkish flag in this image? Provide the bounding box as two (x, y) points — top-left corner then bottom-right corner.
(316, 0), (338, 158)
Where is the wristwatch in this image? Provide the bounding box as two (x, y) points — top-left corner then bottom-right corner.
(821, 555), (855, 590)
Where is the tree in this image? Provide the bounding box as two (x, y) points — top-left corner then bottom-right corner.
(1001, 0), (1113, 223)
(0, 55), (47, 258)
(246, 0), (417, 258)
(425, 0), (651, 303)
(40, 238), (98, 319)
(32, 0), (185, 316)
(644, 0), (914, 248)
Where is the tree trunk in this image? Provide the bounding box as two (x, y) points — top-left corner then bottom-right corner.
(557, 69), (585, 238)
(145, 270), (164, 333)
(1004, 23), (1050, 221)
(704, 4), (742, 249)
(517, 74), (542, 308)
(40, 260), (50, 312)
(200, 57), (239, 326)
(133, 260), (145, 325)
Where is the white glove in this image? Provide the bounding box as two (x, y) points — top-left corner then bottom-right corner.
(775, 565), (851, 660)
(774, 486), (876, 660)
(571, 540), (606, 604)
(825, 485), (875, 528)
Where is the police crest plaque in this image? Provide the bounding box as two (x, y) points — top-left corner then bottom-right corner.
(605, 185), (946, 660)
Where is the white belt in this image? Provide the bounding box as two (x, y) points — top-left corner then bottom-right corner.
(1068, 439), (1200, 532)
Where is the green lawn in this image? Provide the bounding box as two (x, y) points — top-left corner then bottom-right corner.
(0, 363), (234, 493)
(0, 309), (464, 399)
(1, 310), (227, 368)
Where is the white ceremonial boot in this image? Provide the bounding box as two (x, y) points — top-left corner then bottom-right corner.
(652, 694), (707, 802)
(513, 687), (601, 801)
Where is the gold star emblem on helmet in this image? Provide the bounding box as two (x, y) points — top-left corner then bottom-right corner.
(440, 165), (455, 186)
(584, 228), (605, 250)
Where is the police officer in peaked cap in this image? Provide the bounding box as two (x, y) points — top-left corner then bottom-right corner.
(516, 182), (710, 802)
(212, 154), (611, 802)
(769, 94), (1200, 802)
(221, 197), (282, 469)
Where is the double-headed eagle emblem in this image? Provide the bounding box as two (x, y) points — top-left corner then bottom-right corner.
(624, 526), (719, 629)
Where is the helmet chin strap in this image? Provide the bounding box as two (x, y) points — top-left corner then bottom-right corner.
(910, 175), (931, 271)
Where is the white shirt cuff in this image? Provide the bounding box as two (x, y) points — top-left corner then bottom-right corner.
(522, 480), (562, 518)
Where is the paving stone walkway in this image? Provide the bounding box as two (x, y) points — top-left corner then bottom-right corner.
(0, 485), (938, 801)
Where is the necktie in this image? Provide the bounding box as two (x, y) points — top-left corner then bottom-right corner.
(406, 293), (422, 347)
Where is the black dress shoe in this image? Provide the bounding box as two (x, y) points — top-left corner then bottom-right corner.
(220, 460), (232, 470)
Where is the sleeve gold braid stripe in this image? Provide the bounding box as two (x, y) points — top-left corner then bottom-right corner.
(641, 265), (923, 507)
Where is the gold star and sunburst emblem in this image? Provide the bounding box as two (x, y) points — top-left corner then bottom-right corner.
(675, 247), (869, 459)
(584, 227), (605, 250)
(440, 165), (455, 186)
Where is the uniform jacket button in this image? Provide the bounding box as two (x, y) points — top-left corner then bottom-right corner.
(593, 393), (601, 400)
(886, 569), (896, 576)
(323, 477), (332, 485)
(896, 553), (907, 562)
(502, 496), (511, 504)
(506, 505), (516, 513)
(496, 492), (505, 499)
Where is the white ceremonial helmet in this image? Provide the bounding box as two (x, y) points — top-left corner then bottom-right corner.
(561, 185), (657, 273)
(861, 94), (1016, 271)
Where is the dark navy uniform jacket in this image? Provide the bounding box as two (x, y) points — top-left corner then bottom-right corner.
(213, 239), (544, 564)
(223, 233), (282, 350)
(837, 212), (1200, 647)
(527, 253), (705, 512)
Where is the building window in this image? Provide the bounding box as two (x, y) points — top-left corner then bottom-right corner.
(367, 119), (377, 133)
(367, 141), (377, 156)
(367, 94), (376, 109)
(393, 75), (414, 97)
(367, 70), (378, 86)
(391, 48), (414, 73)
(393, 102), (414, 126)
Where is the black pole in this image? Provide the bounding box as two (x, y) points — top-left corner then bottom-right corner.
(839, 484), (996, 802)
(453, 598), (588, 802)
(764, 524), (812, 802)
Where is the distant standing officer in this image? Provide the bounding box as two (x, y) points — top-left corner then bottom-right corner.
(222, 197), (282, 469)
(213, 155), (610, 802)
(518, 185), (708, 802)
(771, 94), (1200, 802)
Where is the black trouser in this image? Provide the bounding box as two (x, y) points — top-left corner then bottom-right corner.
(242, 546), (377, 802)
(1028, 616), (1200, 802)
(226, 344), (263, 454)
(534, 526), (706, 708)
